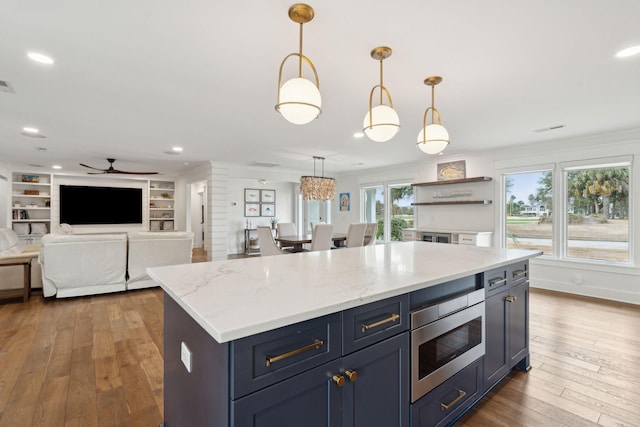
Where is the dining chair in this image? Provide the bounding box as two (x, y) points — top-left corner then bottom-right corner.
(363, 222), (378, 246)
(256, 226), (286, 256)
(276, 222), (296, 250)
(345, 223), (367, 248)
(277, 222), (296, 236)
(310, 223), (333, 251)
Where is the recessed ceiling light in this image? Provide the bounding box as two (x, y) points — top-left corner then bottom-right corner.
(353, 132), (365, 138)
(615, 45), (640, 58)
(52, 165), (62, 169)
(27, 52), (54, 64)
(172, 146), (183, 152)
(23, 127), (39, 134)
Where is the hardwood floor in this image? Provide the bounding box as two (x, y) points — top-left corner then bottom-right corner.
(458, 289), (640, 427)
(0, 285), (638, 426)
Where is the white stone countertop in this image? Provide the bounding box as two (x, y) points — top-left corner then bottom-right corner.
(148, 242), (540, 343)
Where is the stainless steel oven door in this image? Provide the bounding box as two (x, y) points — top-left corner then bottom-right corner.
(411, 301), (485, 402)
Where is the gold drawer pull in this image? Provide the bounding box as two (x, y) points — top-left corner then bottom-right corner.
(265, 339), (324, 367)
(512, 270), (526, 279)
(345, 369), (358, 382)
(505, 295), (517, 303)
(361, 313), (400, 333)
(441, 389), (467, 411)
(332, 374), (345, 388)
(488, 277), (507, 287)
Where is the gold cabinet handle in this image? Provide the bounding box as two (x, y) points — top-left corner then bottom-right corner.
(361, 313), (400, 333)
(441, 389), (467, 411)
(505, 295), (517, 303)
(345, 369), (357, 382)
(512, 270), (526, 279)
(265, 339), (324, 367)
(488, 277), (507, 287)
(332, 374), (345, 388)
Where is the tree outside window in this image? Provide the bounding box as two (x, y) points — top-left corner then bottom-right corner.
(566, 166), (629, 262)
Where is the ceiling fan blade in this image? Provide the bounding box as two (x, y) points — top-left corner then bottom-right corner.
(87, 171), (107, 174)
(80, 163), (107, 171)
(110, 169), (159, 175)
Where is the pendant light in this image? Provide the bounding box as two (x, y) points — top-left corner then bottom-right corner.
(417, 76), (450, 155)
(300, 156), (336, 200)
(275, 4), (321, 125)
(363, 46), (400, 142)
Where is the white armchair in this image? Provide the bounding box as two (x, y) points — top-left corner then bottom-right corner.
(0, 227), (42, 293)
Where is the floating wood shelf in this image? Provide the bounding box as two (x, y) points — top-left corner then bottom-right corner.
(412, 200), (493, 206)
(412, 176), (492, 187)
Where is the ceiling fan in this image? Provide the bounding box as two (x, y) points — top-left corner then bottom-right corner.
(80, 158), (158, 175)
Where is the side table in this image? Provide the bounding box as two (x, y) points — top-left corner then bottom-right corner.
(0, 257), (32, 303)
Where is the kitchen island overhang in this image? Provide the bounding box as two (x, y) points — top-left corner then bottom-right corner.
(148, 241), (541, 344)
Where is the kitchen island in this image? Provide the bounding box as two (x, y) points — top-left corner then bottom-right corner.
(149, 242), (541, 427)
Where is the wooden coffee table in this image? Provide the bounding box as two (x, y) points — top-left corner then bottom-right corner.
(0, 257), (32, 303)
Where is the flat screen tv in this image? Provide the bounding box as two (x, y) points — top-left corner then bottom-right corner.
(60, 185), (143, 225)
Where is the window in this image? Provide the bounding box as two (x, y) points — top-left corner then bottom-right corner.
(362, 186), (384, 240)
(389, 184), (414, 241)
(565, 163), (630, 263)
(362, 183), (413, 242)
(504, 171), (553, 255)
(502, 156), (633, 265)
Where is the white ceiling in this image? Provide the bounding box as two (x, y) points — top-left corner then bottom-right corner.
(1, 0), (639, 177)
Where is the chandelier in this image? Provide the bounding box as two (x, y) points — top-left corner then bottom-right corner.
(363, 46), (400, 142)
(300, 156), (336, 200)
(417, 76), (450, 155)
(275, 4), (322, 125)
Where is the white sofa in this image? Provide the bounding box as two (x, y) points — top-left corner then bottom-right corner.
(126, 231), (193, 290)
(40, 233), (128, 298)
(0, 227), (42, 292)
(39, 231), (194, 298)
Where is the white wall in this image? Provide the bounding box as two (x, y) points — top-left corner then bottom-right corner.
(227, 178), (296, 254)
(0, 161), (9, 227)
(332, 128), (640, 304)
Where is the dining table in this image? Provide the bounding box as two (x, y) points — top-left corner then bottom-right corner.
(275, 233), (347, 252)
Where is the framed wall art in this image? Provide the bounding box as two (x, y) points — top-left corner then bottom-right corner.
(339, 193), (350, 212)
(261, 204), (275, 217)
(245, 203), (260, 217)
(437, 160), (466, 181)
(244, 188), (260, 202)
(260, 189), (276, 203)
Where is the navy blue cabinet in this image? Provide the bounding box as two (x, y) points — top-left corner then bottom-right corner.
(484, 261), (530, 390)
(233, 332), (410, 427)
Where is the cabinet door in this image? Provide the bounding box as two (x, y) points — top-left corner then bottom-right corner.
(484, 289), (509, 388)
(341, 332), (410, 427)
(508, 281), (529, 369)
(232, 359), (342, 427)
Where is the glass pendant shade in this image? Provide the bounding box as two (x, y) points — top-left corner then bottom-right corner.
(278, 77), (322, 125)
(417, 124), (450, 154)
(363, 105), (400, 142)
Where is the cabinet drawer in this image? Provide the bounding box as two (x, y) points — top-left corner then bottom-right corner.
(402, 231), (416, 241)
(342, 294), (409, 355)
(457, 234), (477, 245)
(484, 266), (508, 296)
(509, 260), (529, 286)
(411, 357), (483, 427)
(231, 313), (341, 399)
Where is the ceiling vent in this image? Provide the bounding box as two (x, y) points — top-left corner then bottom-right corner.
(249, 162), (280, 168)
(0, 80), (14, 94)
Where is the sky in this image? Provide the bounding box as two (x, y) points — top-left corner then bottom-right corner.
(507, 172), (547, 203)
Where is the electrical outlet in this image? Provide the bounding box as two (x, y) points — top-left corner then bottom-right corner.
(181, 341), (193, 373)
